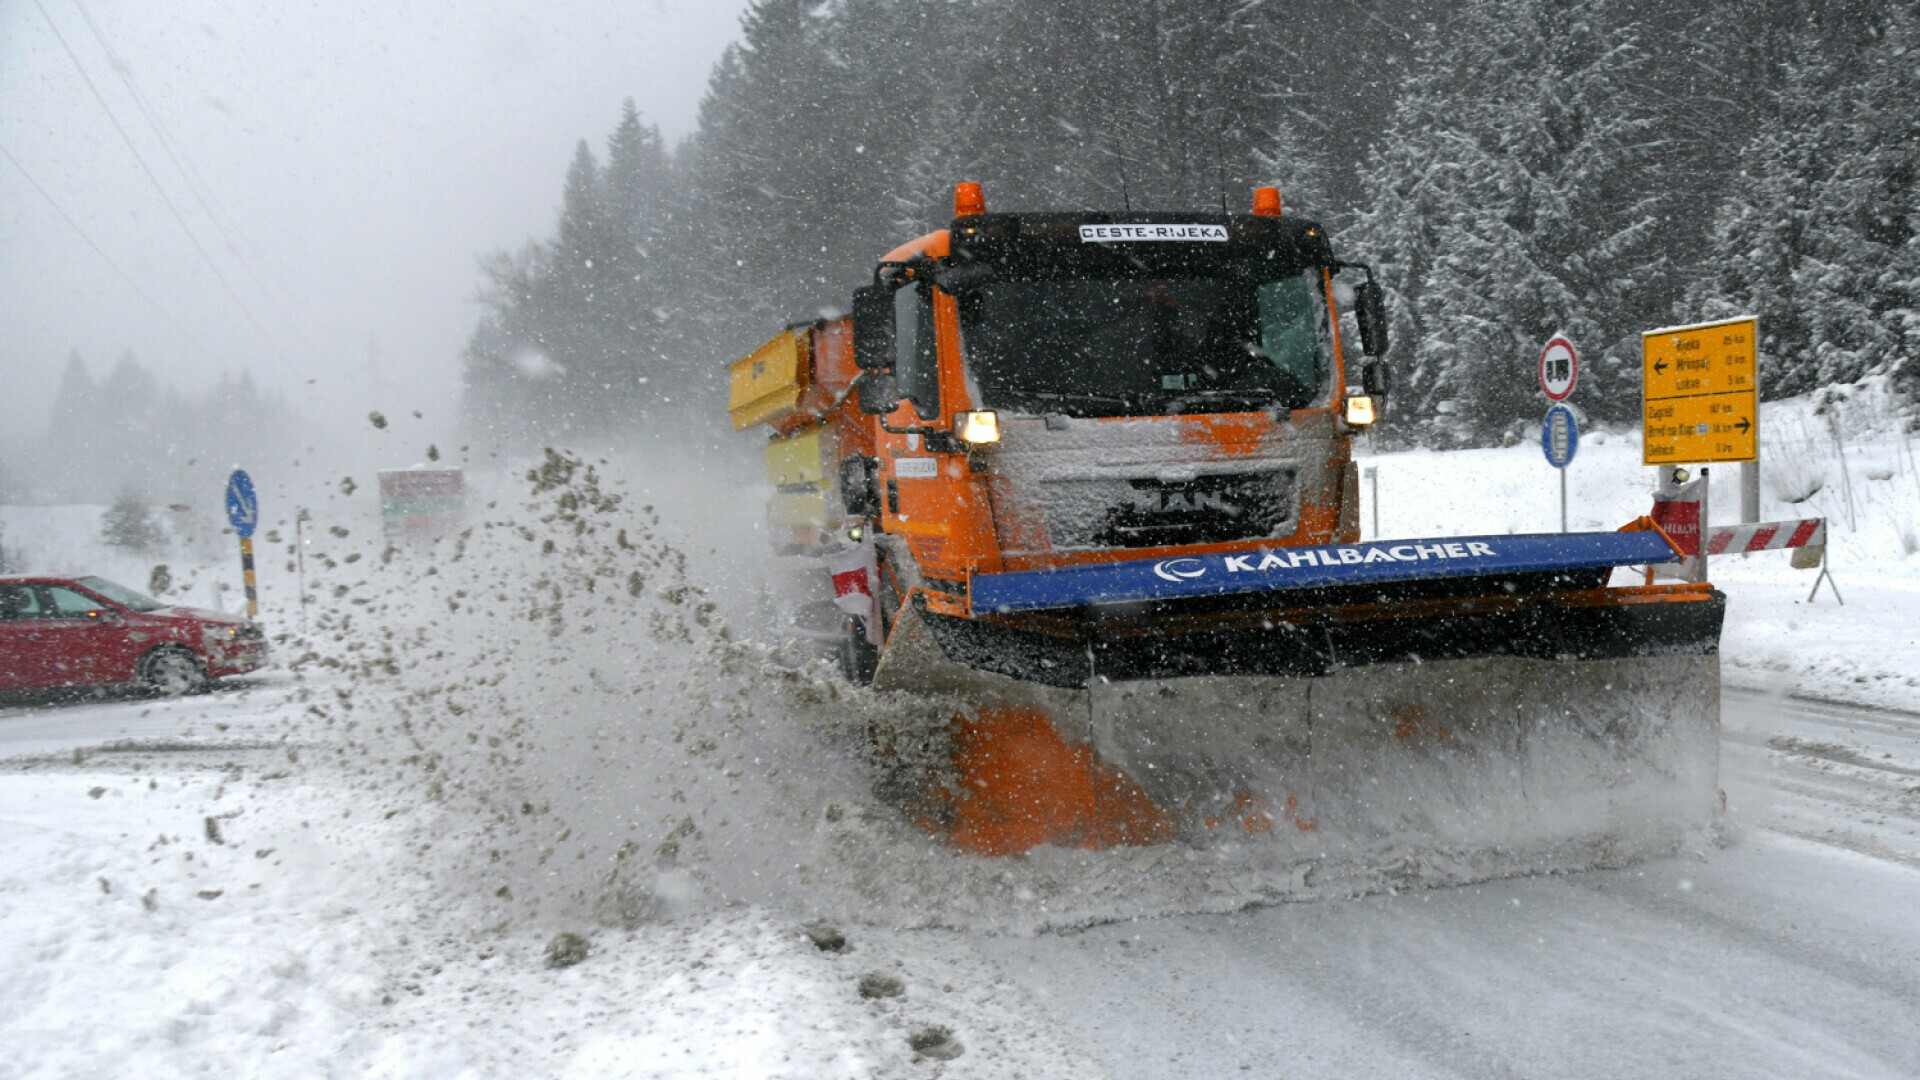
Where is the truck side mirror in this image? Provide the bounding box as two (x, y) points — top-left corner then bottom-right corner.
(852, 285), (896, 371)
(838, 455), (881, 517)
(856, 371), (900, 416)
(1355, 279), (1390, 357)
(933, 259), (997, 296)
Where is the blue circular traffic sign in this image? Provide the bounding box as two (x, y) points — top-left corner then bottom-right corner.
(225, 469), (259, 538)
(1541, 406), (1578, 469)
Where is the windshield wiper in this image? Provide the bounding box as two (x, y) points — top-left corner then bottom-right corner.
(1021, 390), (1137, 409)
(1164, 388), (1281, 408)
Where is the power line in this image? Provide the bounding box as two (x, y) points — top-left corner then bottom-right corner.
(0, 139), (219, 356)
(30, 0), (291, 364)
(66, 0), (326, 343)
(70, 0), (241, 248)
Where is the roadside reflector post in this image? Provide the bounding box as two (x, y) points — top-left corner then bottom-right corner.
(1364, 466), (1379, 540)
(295, 508), (309, 631)
(224, 468), (260, 620)
(239, 537), (258, 617)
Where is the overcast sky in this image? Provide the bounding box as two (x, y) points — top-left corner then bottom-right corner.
(0, 0), (750, 431)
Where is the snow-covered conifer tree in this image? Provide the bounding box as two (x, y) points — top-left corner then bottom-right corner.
(1690, 8), (1918, 401)
(1349, 0), (1665, 444)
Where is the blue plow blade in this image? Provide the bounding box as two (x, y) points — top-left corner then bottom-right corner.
(969, 530), (1682, 614)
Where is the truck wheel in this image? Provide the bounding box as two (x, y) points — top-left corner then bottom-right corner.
(839, 616), (878, 686)
(140, 646), (207, 696)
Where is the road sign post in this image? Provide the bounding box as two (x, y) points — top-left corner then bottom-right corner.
(1643, 317), (1759, 574)
(1696, 467), (1710, 583)
(1542, 404), (1579, 532)
(224, 469), (259, 619)
(1537, 334), (1580, 533)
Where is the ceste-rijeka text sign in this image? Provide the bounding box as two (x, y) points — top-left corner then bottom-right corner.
(1078, 224), (1229, 243)
(970, 531), (1681, 613)
(1642, 316), (1758, 464)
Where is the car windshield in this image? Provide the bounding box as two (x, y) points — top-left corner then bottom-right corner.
(75, 576), (166, 613)
(957, 271), (1333, 417)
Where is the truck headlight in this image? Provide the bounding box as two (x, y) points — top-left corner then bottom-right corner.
(1344, 396), (1376, 427)
(956, 411), (1000, 444)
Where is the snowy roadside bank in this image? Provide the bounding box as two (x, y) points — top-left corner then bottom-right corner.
(1714, 567), (1920, 715)
(1356, 385), (1919, 715)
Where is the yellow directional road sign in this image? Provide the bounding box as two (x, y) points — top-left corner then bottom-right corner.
(1642, 316), (1758, 464)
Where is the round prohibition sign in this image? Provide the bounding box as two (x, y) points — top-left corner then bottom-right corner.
(1539, 334), (1579, 401)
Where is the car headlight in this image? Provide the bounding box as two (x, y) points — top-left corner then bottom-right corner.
(1344, 395), (1376, 427)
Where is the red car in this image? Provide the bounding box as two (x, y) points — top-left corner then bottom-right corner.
(0, 575), (267, 695)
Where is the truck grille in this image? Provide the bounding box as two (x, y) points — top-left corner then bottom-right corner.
(1040, 470), (1295, 550)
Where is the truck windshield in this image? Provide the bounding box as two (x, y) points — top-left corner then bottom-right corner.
(956, 271), (1332, 417)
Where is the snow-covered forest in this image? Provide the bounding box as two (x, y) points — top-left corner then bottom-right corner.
(462, 0), (1920, 449)
(0, 352), (299, 506)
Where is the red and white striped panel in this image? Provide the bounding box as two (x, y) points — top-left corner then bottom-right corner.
(1703, 518), (1825, 556)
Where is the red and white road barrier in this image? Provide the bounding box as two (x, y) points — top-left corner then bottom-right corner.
(1647, 472), (1838, 601)
(1703, 518), (1825, 556)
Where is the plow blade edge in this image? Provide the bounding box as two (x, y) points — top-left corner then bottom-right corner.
(868, 528), (1723, 861)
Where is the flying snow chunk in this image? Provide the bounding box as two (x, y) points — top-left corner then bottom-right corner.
(514, 349), (563, 379)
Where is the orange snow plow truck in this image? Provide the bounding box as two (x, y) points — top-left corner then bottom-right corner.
(729, 183), (1723, 863)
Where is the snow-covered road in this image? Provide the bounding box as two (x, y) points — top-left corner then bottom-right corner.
(910, 688), (1920, 1080)
(1723, 691), (1920, 872)
(977, 837), (1920, 1079)
(0, 676), (288, 759)
(6, 684), (1917, 1078)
